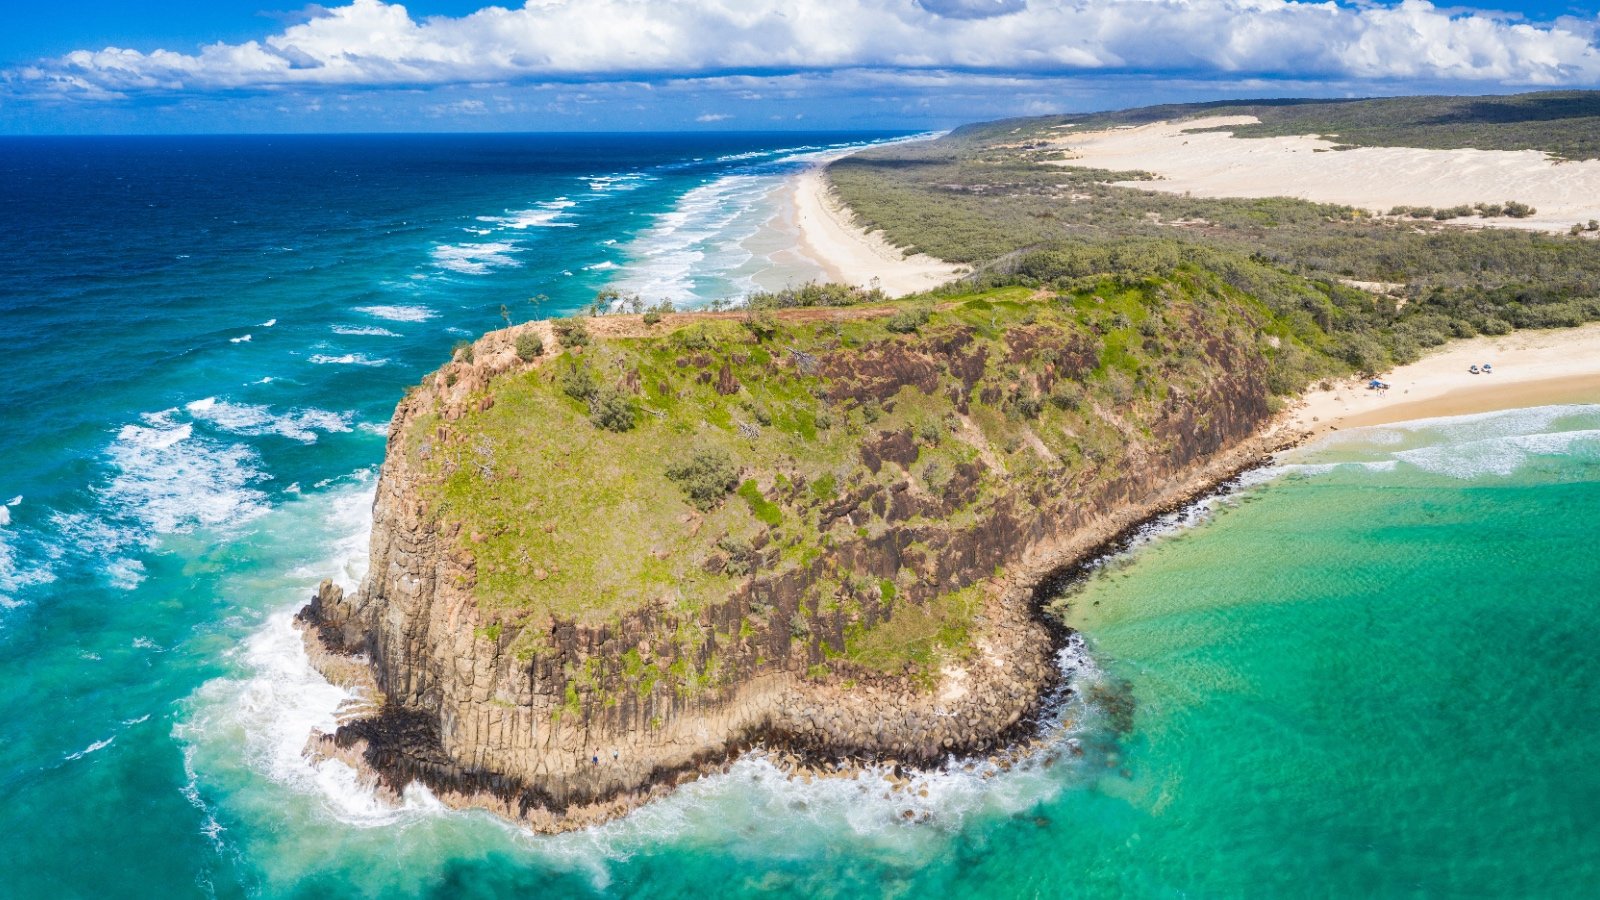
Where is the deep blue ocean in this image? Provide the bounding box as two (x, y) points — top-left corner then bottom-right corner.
(3, 134), (1598, 898)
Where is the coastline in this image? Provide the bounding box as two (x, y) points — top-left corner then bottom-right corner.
(295, 286), (1288, 833)
(787, 164), (964, 297)
(1285, 323), (1600, 435)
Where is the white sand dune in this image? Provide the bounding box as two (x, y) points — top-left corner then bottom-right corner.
(1050, 116), (1600, 234)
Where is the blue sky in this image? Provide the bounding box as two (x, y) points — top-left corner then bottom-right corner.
(3, 1), (1599, 133)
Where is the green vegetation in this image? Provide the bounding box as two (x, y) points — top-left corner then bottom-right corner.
(515, 331), (544, 361)
(665, 448), (742, 511)
(587, 387), (636, 432)
(551, 317), (590, 348)
(885, 306), (931, 333)
(642, 300), (674, 326)
(1387, 202), (1537, 221)
(828, 93), (1600, 373)
(737, 480), (783, 527)
(420, 92), (1600, 696)
(414, 266), (1348, 687)
(745, 282), (886, 309)
(842, 582), (983, 688)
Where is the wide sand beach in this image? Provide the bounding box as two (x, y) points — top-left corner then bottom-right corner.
(1287, 322), (1600, 435)
(787, 164), (963, 297)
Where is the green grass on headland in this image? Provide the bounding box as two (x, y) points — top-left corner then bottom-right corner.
(417, 91), (1600, 690)
(413, 269), (1339, 681)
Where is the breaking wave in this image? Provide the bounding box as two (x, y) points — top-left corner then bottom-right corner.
(431, 241), (523, 275)
(185, 397), (353, 444)
(1292, 404), (1600, 480)
(354, 305), (436, 323)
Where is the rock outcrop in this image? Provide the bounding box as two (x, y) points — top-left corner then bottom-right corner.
(299, 285), (1296, 831)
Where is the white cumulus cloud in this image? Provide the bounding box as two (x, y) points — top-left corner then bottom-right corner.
(8, 0), (1600, 101)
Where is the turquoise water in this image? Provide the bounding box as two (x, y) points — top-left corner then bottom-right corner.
(3, 136), (1599, 898)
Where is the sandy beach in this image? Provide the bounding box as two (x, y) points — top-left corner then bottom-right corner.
(1286, 323), (1600, 435)
(1051, 116), (1600, 234)
(789, 165), (963, 297)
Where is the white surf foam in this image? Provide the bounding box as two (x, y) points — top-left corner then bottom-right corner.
(184, 397), (354, 444)
(331, 325), (400, 337)
(355, 305), (436, 323)
(0, 525), (56, 610)
(179, 743), (228, 851)
(607, 173), (770, 303)
(230, 334), (252, 344)
(223, 581), (1112, 860)
(431, 241), (524, 275)
(586, 173), (651, 194)
(260, 318), (277, 327)
(1293, 403), (1600, 480)
(309, 354), (388, 367)
(203, 604), (423, 826)
(63, 736), (115, 762)
(605, 140), (902, 305)
(479, 198), (579, 230)
(177, 477), (445, 829)
(526, 634), (1109, 880)
(1395, 427), (1600, 479)
(105, 557), (146, 591)
(103, 410), (269, 539)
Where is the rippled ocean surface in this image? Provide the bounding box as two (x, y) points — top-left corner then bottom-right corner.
(3, 135), (1598, 898)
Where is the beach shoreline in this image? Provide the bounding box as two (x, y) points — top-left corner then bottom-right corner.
(787, 163), (964, 297)
(1284, 323), (1600, 435)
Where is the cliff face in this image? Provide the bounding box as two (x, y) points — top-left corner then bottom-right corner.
(301, 277), (1294, 830)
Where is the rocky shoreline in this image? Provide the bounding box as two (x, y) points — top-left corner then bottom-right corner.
(295, 417), (1300, 832)
(290, 284), (1304, 833)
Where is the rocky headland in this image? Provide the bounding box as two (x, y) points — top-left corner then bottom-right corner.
(298, 276), (1313, 832)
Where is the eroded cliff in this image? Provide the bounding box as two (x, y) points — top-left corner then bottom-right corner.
(301, 273), (1309, 830)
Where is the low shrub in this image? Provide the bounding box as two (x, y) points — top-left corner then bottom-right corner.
(552, 317), (590, 348)
(588, 387), (636, 432)
(515, 332), (544, 361)
(665, 448), (741, 510)
(642, 300), (673, 326)
(559, 362), (598, 402)
(885, 306), (930, 334)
